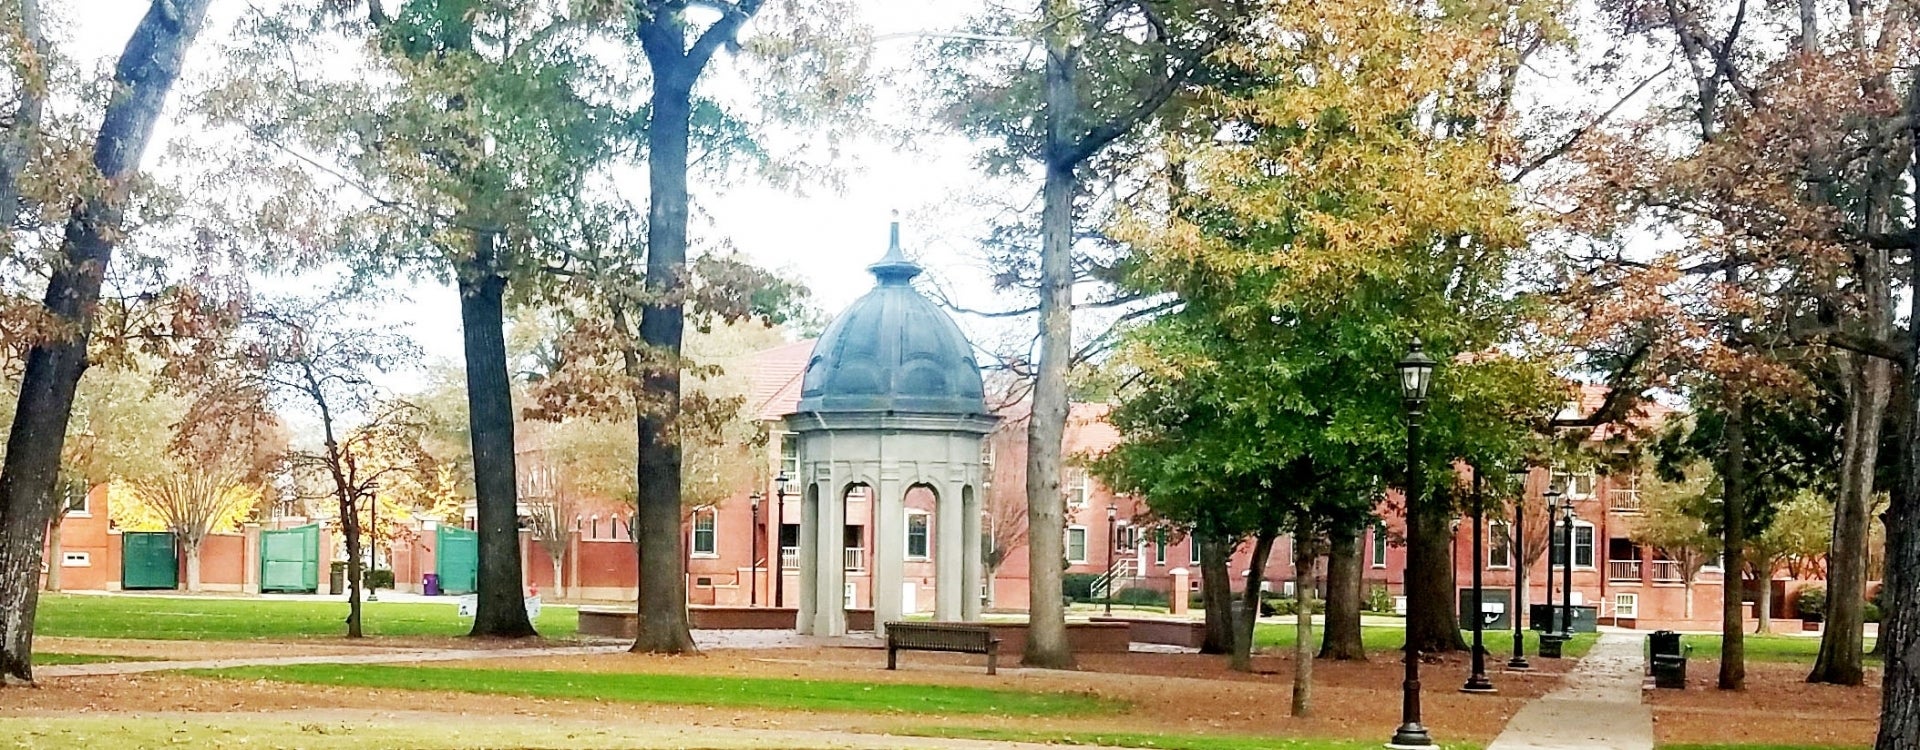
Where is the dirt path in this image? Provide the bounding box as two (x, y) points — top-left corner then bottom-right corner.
(37, 644), (629, 678)
(1485, 631), (1653, 750)
(0, 709), (1111, 749)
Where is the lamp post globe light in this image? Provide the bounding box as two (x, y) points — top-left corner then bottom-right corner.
(1506, 465), (1532, 671)
(1560, 493), (1576, 640)
(774, 473), (789, 609)
(1541, 485), (1563, 656)
(1389, 338), (1438, 750)
(1462, 466), (1495, 694)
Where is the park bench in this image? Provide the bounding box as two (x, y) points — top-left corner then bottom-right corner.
(885, 621), (1000, 675)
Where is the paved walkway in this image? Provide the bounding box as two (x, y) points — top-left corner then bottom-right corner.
(1486, 630), (1654, 750)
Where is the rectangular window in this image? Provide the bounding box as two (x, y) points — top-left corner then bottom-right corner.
(1614, 593), (1639, 619)
(1552, 522), (1596, 568)
(1154, 529), (1167, 566)
(778, 433), (799, 479)
(690, 508), (717, 556)
(1489, 522), (1512, 568)
(61, 481), (89, 517)
(1554, 469), (1596, 498)
(1372, 522), (1388, 569)
(61, 552), (89, 567)
(906, 512), (930, 559)
(1190, 533), (1202, 565)
(1066, 526), (1088, 563)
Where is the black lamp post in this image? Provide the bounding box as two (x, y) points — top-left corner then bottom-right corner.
(1507, 466), (1532, 671)
(1462, 466), (1494, 693)
(774, 473), (789, 609)
(1106, 505), (1119, 616)
(1541, 485), (1563, 656)
(1560, 493), (1576, 639)
(1390, 338), (1438, 750)
(750, 492), (762, 607)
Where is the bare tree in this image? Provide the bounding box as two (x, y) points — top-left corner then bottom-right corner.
(131, 463), (251, 592)
(522, 458), (580, 601)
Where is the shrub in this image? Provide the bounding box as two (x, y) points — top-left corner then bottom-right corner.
(1063, 573), (1100, 603)
(1112, 586), (1169, 608)
(1795, 586), (1827, 622)
(366, 569), (395, 590)
(1865, 601), (1883, 624)
(1366, 585), (1395, 613)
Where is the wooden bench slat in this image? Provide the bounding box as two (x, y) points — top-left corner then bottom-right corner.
(884, 622), (1000, 675)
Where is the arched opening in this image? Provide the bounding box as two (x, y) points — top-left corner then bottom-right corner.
(902, 483), (940, 615)
(842, 482), (872, 610)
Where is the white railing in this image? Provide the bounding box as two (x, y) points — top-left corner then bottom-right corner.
(781, 546), (799, 570)
(845, 547), (866, 571)
(1608, 560), (1642, 581)
(1611, 494), (1643, 513)
(1650, 560), (1684, 582)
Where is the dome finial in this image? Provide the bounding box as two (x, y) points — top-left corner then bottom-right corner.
(869, 214), (922, 283)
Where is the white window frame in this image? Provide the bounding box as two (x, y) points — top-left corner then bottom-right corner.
(61, 551), (90, 567)
(1371, 523), (1388, 569)
(62, 482), (90, 518)
(1488, 522), (1512, 569)
(689, 507), (719, 557)
(778, 433), (800, 479)
(1154, 530), (1167, 566)
(905, 511), (931, 560)
(1066, 525), (1089, 564)
(1614, 593), (1639, 619)
(1550, 520), (1597, 570)
(1190, 534), (1202, 565)
(1554, 469), (1597, 499)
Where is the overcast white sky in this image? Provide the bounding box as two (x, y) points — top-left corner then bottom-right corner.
(66, 0), (1016, 375)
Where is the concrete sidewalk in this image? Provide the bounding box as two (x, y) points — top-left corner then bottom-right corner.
(1486, 630), (1654, 750)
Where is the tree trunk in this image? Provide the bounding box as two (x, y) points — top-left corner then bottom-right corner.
(1231, 527), (1277, 673)
(1320, 524), (1365, 660)
(1405, 501), (1465, 654)
(0, 0), (213, 685)
(185, 542), (202, 592)
(457, 246), (534, 639)
(1813, 353), (1888, 685)
(551, 555), (566, 601)
(1720, 395), (1749, 690)
(1199, 530), (1234, 654)
(1022, 0), (1080, 671)
(630, 32), (698, 654)
(42, 514), (62, 592)
(0, 0), (46, 231)
(1875, 87), (1920, 747)
(1756, 576), (1772, 635)
(342, 495), (363, 638)
(1291, 519), (1316, 717)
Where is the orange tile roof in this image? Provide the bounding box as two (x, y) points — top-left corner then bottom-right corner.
(751, 340), (816, 421)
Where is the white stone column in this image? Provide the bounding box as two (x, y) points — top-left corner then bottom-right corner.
(796, 477), (819, 635)
(812, 478), (848, 635)
(962, 482), (984, 621)
(872, 475), (905, 637)
(936, 479), (965, 620)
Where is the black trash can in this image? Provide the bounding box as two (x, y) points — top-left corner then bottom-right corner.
(1649, 630), (1687, 689)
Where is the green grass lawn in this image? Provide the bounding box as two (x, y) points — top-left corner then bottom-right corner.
(910, 727), (1482, 750)
(0, 716), (855, 750)
(1253, 625), (1597, 659)
(1679, 633), (1879, 665)
(191, 663), (1119, 716)
(34, 652), (163, 666)
(33, 594), (579, 640)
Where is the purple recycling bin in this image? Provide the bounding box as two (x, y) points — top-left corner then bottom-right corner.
(423, 573), (441, 597)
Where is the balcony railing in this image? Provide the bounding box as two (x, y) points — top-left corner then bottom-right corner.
(1650, 560), (1684, 582)
(1608, 560), (1642, 581)
(1611, 494), (1644, 513)
(774, 547), (870, 571)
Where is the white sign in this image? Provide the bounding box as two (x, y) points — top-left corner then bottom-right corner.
(455, 594), (540, 619)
